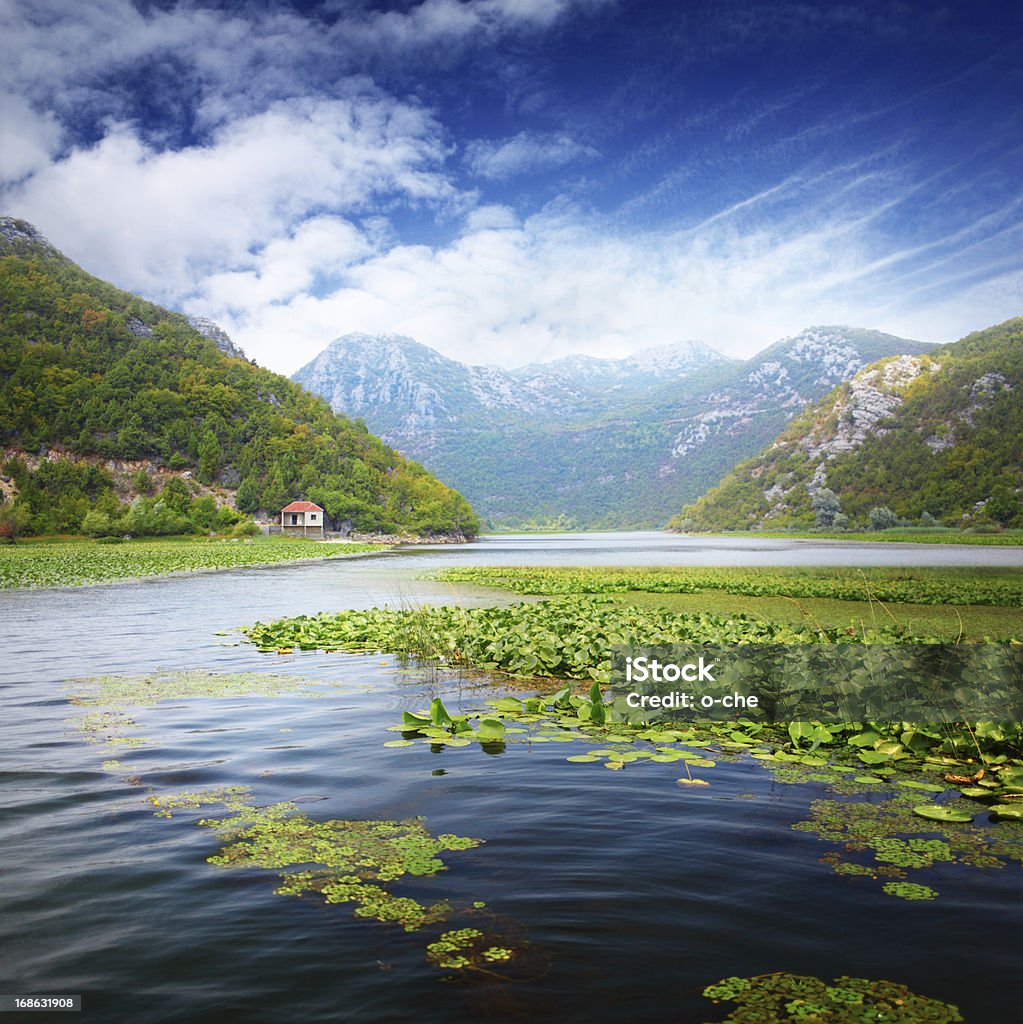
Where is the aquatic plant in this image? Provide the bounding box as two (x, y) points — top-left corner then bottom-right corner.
(149, 786), (483, 933)
(0, 536), (385, 589)
(244, 596), (911, 680)
(793, 784), (1023, 898)
(434, 565), (1023, 608)
(702, 971), (963, 1022)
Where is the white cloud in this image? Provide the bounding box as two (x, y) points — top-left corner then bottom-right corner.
(0, 94), (64, 183)
(5, 91), (453, 299)
(466, 131), (599, 180)
(196, 197), (873, 373)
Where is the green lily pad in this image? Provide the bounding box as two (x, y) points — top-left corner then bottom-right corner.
(383, 739), (414, 748)
(896, 780), (947, 792)
(853, 775), (886, 784)
(475, 718), (506, 741)
(566, 754), (599, 763)
(912, 804), (974, 823)
(990, 803), (1023, 821)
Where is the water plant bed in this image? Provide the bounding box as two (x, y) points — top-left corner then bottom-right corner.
(433, 565), (1023, 607)
(0, 535), (386, 588)
(608, 589), (1023, 642)
(243, 596), (935, 679)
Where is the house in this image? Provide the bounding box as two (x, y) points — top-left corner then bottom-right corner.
(280, 500), (325, 538)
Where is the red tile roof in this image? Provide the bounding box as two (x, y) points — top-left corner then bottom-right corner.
(280, 501), (323, 513)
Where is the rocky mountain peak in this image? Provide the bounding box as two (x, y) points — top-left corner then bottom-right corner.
(187, 316), (248, 361)
(0, 216), (60, 258)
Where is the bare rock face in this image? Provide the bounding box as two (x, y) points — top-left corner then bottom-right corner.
(757, 355), (931, 505)
(0, 216), (59, 257)
(669, 328), (906, 460)
(125, 317), (154, 338)
(804, 356), (926, 460)
(188, 316), (247, 361)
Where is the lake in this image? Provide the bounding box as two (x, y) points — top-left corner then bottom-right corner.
(2, 533), (1021, 1023)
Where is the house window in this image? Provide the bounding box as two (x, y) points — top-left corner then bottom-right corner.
(310, 514), (317, 521)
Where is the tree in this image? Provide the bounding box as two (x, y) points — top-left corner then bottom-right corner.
(132, 468), (154, 495)
(869, 506), (899, 530)
(160, 476), (192, 514)
(984, 482), (1021, 527)
(81, 509), (113, 537)
(811, 488), (842, 528)
(235, 476), (261, 515)
(0, 503), (31, 543)
(197, 430), (221, 485)
(189, 494), (218, 530)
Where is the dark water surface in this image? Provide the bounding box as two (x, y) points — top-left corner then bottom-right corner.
(2, 534), (1021, 1023)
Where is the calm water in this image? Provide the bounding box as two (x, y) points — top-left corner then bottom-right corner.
(2, 534), (1021, 1023)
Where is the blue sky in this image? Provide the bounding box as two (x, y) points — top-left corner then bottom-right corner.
(2, 0), (1021, 372)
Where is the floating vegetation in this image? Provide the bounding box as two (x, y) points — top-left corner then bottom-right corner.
(702, 972), (963, 1023)
(793, 785), (1023, 898)
(149, 786), (489, 937)
(882, 881), (939, 900)
(146, 786), (536, 977)
(371, 687), (1023, 904)
(0, 536), (385, 589)
(67, 670), (373, 769)
(244, 596), (910, 681)
(69, 670), (351, 708)
(435, 565), (1023, 608)
(425, 928), (514, 970)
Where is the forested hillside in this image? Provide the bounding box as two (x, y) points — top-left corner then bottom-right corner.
(0, 218), (478, 538)
(672, 318), (1023, 532)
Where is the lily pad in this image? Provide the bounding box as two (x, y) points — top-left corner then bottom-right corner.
(912, 804), (974, 823)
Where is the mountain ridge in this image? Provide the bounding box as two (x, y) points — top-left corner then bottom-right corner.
(293, 326), (934, 528)
(672, 318), (1023, 531)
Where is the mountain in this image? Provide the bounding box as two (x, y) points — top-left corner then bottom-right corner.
(294, 327), (932, 529)
(0, 217), (479, 538)
(672, 318), (1023, 531)
(292, 333), (727, 451)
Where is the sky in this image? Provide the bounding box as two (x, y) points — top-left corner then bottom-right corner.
(2, 0), (1021, 374)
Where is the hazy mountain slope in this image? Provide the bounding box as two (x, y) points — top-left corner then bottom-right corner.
(0, 217), (478, 538)
(672, 318), (1023, 531)
(295, 327), (932, 528)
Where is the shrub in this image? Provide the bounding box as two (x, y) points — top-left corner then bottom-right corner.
(869, 506), (899, 530)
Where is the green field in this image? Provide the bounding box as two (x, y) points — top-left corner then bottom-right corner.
(0, 535), (386, 589)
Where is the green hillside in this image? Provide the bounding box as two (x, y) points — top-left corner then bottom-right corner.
(0, 218), (479, 539)
(672, 318), (1023, 532)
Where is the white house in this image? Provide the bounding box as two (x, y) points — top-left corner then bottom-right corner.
(280, 500), (325, 538)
